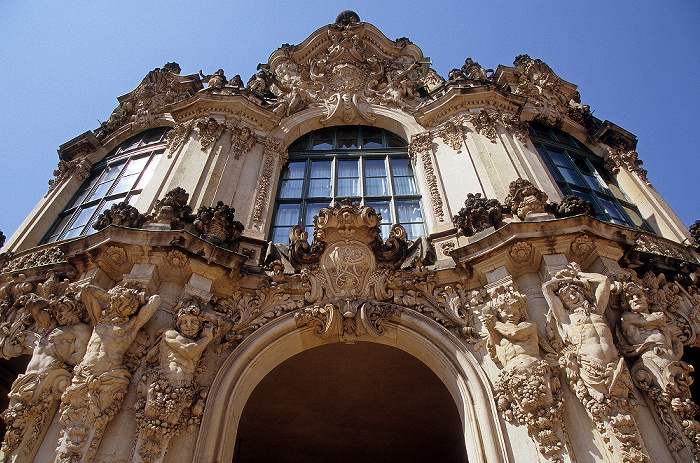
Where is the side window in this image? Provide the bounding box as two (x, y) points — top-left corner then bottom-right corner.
(43, 127), (169, 243)
(530, 123), (648, 229)
(271, 126), (425, 245)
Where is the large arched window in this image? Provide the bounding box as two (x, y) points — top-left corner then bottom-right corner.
(529, 123), (649, 229)
(43, 127), (169, 243)
(270, 126), (425, 244)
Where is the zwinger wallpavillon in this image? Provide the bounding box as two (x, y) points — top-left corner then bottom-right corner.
(0, 11), (698, 463)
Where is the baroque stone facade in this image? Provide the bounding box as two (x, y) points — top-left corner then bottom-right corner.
(0, 11), (697, 463)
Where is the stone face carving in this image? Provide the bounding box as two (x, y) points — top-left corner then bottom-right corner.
(92, 201), (147, 231)
(1, 285), (90, 463)
(543, 263), (649, 463)
(512, 54), (571, 128)
(194, 117), (225, 150)
(470, 109), (499, 143)
(47, 159), (91, 195)
(166, 121), (194, 157)
(616, 271), (699, 457)
(433, 118), (464, 153)
(134, 298), (227, 463)
(606, 149), (650, 186)
(452, 193), (503, 237)
(193, 201), (244, 246)
(56, 282), (161, 463)
(504, 179), (549, 220)
(265, 20), (427, 123)
(483, 286), (564, 458)
(149, 187), (193, 229)
(228, 125), (255, 159)
(555, 194), (595, 218)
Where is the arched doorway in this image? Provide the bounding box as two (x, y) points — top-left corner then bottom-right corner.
(233, 342), (468, 463)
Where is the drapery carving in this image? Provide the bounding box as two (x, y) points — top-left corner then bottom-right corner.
(543, 263), (649, 463)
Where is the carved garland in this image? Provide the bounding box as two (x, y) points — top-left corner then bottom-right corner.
(251, 139), (287, 227)
(408, 132), (445, 222)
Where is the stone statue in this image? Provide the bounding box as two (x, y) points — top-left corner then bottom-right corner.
(56, 282), (161, 463)
(461, 58), (492, 81)
(483, 286), (564, 457)
(616, 273), (699, 457)
(543, 263), (649, 462)
(199, 69), (226, 91)
(133, 299), (229, 463)
(0, 290), (90, 463)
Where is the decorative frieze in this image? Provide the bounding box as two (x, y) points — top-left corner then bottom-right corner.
(1, 246), (66, 273)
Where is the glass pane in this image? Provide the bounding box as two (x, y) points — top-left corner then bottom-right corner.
(119, 135), (141, 152)
(379, 224), (391, 238)
(69, 175), (100, 208)
(282, 162), (306, 180)
(582, 174), (604, 192)
(390, 158), (413, 177)
(271, 227), (293, 245)
(543, 162), (562, 182)
(403, 222), (425, 240)
(127, 194), (139, 205)
(71, 204), (98, 230)
(386, 133), (405, 147)
(366, 177), (388, 196)
(110, 174), (138, 195)
(274, 204), (300, 226)
(279, 179), (303, 198)
(308, 178), (331, 197)
(48, 214), (73, 241)
(312, 129), (333, 150)
(337, 178), (359, 196)
(122, 156), (149, 177)
(396, 201), (422, 223)
(89, 181), (113, 200)
(573, 157), (593, 174)
(305, 202), (328, 227)
(289, 137), (309, 151)
(310, 161), (331, 178)
(393, 177), (417, 195)
(142, 129), (165, 145)
(337, 160), (358, 177)
(366, 201), (391, 223)
(547, 150), (573, 168)
(559, 168), (586, 187)
(103, 162), (125, 182)
(362, 127), (383, 148)
(338, 138), (358, 149)
(365, 159), (386, 177)
(598, 197), (627, 222)
(363, 140), (382, 149)
(135, 154), (161, 189)
(63, 226), (86, 239)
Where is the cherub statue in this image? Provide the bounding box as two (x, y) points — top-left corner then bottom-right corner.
(0, 289), (90, 463)
(56, 282), (161, 463)
(134, 298), (229, 462)
(483, 286), (564, 457)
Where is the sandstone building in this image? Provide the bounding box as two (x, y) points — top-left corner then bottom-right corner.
(0, 11), (698, 463)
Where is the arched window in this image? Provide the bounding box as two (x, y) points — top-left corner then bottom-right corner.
(529, 123), (649, 229)
(270, 126), (425, 244)
(43, 127), (169, 243)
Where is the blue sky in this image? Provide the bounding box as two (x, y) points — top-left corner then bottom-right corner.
(0, 1), (698, 244)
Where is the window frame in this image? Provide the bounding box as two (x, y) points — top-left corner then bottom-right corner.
(529, 123), (650, 230)
(42, 127), (170, 243)
(270, 126), (425, 244)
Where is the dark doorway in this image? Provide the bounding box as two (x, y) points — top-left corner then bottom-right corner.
(234, 342), (468, 463)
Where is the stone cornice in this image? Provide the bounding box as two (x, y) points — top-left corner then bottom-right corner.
(168, 93), (281, 133)
(413, 86), (526, 128)
(57, 131), (104, 162)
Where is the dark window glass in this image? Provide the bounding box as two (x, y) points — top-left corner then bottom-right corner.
(42, 127), (170, 243)
(530, 122), (648, 229)
(271, 127), (422, 245)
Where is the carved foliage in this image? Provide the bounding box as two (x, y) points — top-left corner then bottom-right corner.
(470, 110), (499, 143)
(452, 193), (503, 237)
(150, 187), (193, 229)
(193, 201), (244, 246)
(408, 132), (444, 222)
(93, 201), (147, 231)
(555, 194), (595, 218)
(48, 159), (91, 194)
(251, 139), (286, 227)
(1, 247), (66, 274)
(606, 149), (650, 186)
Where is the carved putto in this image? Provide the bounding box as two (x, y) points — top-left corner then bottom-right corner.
(195, 117), (225, 149)
(193, 201), (244, 246)
(92, 201), (147, 231)
(483, 286), (565, 458)
(452, 193), (503, 236)
(504, 179), (549, 220)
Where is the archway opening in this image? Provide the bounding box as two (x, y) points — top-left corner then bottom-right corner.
(234, 342), (468, 463)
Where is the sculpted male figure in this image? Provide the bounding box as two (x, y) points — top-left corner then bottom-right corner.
(483, 286), (563, 457)
(56, 282), (161, 463)
(1, 293), (90, 463)
(134, 300), (227, 463)
(543, 263), (648, 462)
